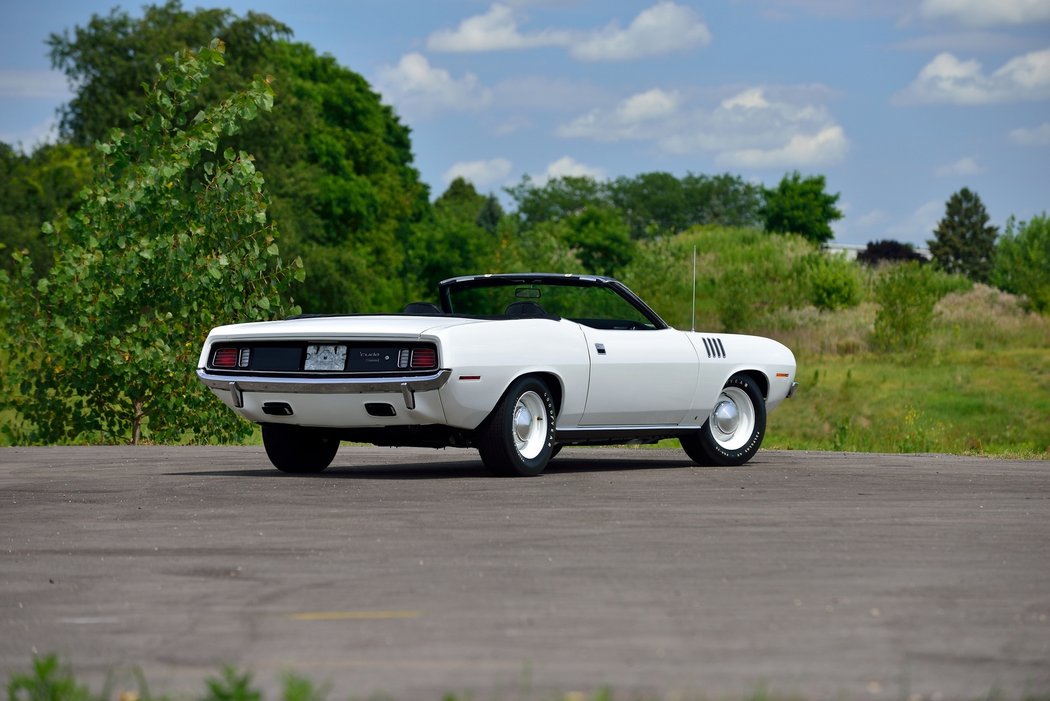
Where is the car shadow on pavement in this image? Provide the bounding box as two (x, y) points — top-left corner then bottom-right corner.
(172, 456), (702, 480)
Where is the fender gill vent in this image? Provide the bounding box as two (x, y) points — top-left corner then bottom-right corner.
(702, 337), (727, 359)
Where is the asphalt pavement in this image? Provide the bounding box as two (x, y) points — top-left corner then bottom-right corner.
(1, 446), (1048, 700)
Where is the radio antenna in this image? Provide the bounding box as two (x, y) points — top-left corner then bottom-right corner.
(691, 245), (697, 332)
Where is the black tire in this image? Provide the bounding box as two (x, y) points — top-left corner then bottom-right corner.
(681, 373), (766, 467)
(477, 377), (557, 477)
(261, 423), (340, 474)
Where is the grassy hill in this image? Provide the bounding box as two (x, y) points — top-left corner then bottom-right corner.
(625, 228), (1050, 459)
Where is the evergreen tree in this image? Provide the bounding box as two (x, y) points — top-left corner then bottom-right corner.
(928, 188), (998, 283)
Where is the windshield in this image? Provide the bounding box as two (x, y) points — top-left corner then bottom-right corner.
(443, 279), (661, 330)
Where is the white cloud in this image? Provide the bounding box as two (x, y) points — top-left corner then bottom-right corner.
(533, 156), (606, 185)
(618, 88), (681, 121)
(1009, 122), (1050, 145)
(721, 88), (770, 110)
(887, 199), (944, 244)
(718, 126), (848, 168)
(442, 158), (514, 188)
(935, 156), (983, 176)
(0, 69), (70, 99)
(375, 53), (491, 118)
(426, 4), (571, 52)
(559, 85), (849, 169)
(426, 2), (710, 62)
(896, 48), (1050, 104)
(558, 88), (682, 141)
(917, 0), (1050, 27)
(571, 2), (712, 61)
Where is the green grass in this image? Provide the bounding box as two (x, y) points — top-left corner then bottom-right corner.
(757, 284), (1050, 458)
(763, 348), (1050, 457)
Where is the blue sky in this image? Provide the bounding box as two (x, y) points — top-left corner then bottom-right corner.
(2, 0), (1048, 246)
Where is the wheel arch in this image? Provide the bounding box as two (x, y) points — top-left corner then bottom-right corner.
(479, 370), (565, 427)
(734, 368), (769, 400)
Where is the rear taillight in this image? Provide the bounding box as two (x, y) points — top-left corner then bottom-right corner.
(410, 347), (437, 369)
(211, 347), (249, 369)
(212, 347), (239, 368)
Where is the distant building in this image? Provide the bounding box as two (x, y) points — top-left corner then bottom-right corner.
(826, 242), (931, 261)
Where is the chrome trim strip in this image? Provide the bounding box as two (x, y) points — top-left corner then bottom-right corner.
(197, 368), (452, 398)
(556, 424), (703, 436)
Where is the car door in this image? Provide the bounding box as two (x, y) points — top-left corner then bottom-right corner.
(578, 327), (699, 426)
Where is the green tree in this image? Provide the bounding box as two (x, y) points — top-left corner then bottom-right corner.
(993, 213), (1050, 313)
(761, 171), (843, 245)
(406, 178), (499, 293)
(0, 41), (302, 445)
(681, 173), (764, 229)
(495, 218), (580, 275)
(48, 1), (428, 313)
(562, 205), (635, 276)
(928, 188), (998, 283)
(0, 142), (92, 276)
(47, 1), (291, 145)
(475, 194), (504, 235)
(505, 175), (609, 228)
(609, 171), (686, 238)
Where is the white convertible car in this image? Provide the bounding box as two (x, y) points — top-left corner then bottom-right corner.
(197, 273), (797, 476)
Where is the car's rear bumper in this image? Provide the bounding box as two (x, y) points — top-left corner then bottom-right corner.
(196, 368), (452, 411)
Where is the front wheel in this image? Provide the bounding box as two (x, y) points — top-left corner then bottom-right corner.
(681, 373), (766, 466)
(261, 424), (340, 474)
(478, 377), (556, 477)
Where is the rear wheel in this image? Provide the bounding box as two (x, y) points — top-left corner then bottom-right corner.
(478, 377), (556, 477)
(681, 373), (766, 466)
(261, 424), (340, 474)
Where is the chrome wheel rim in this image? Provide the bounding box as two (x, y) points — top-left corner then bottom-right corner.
(709, 386), (755, 451)
(513, 391), (547, 460)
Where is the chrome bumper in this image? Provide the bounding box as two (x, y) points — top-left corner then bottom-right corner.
(196, 368), (452, 411)
(787, 381), (799, 399)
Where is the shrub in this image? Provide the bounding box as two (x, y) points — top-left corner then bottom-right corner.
(794, 252), (863, 311)
(871, 263), (947, 352)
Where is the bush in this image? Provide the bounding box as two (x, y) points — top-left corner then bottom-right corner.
(871, 263), (949, 352)
(795, 253), (863, 311)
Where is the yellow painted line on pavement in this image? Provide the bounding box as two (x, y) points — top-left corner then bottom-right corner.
(289, 610), (421, 621)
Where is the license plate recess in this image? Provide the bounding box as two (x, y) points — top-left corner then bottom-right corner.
(305, 344), (347, 371)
